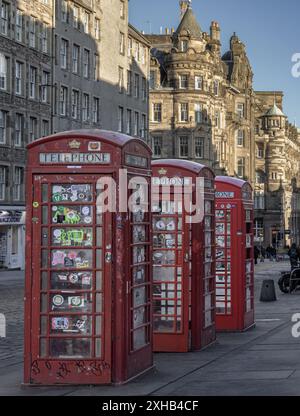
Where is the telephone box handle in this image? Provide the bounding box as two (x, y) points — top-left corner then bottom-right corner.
(105, 252), (112, 263)
(184, 252), (189, 263)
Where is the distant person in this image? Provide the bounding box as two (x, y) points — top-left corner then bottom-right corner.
(266, 246), (272, 260)
(254, 246), (260, 265)
(260, 246), (266, 262)
(288, 243), (299, 270)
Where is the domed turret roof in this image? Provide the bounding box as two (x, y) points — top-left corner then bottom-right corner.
(175, 6), (202, 38)
(264, 103), (286, 117)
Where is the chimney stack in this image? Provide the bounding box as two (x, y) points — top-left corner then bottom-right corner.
(210, 21), (221, 42)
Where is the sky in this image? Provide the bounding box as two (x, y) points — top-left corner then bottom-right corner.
(129, 0), (300, 126)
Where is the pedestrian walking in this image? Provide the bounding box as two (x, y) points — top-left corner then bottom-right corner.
(254, 246), (260, 265)
(288, 243), (299, 270)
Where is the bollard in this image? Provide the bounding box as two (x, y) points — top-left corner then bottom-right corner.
(260, 279), (277, 302)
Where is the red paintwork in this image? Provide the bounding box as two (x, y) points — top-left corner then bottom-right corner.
(24, 130), (153, 385)
(215, 176), (255, 332)
(151, 160), (216, 352)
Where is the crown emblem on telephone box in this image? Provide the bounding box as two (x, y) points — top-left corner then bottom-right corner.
(69, 139), (81, 149)
(158, 168), (167, 175)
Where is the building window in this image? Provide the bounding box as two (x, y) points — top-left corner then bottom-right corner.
(271, 172), (278, 180)
(15, 61), (23, 95)
(119, 32), (125, 55)
(0, 166), (6, 200)
(195, 75), (203, 90)
(29, 17), (36, 48)
(257, 143), (264, 159)
(93, 97), (99, 124)
(42, 119), (49, 137)
(118, 106), (124, 132)
(127, 37), (132, 57)
(256, 170), (265, 184)
(60, 86), (68, 116)
(29, 116), (38, 141)
(214, 80), (219, 96)
(120, 0), (125, 18)
(142, 77), (146, 101)
(215, 110), (220, 128)
(94, 18), (100, 40)
(29, 66), (37, 99)
(61, 0), (68, 23)
(153, 137), (162, 157)
(237, 103), (245, 118)
(237, 157), (245, 178)
(141, 47), (146, 65)
(0, 110), (7, 144)
(134, 41), (139, 61)
(127, 70), (132, 95)
(150, 70), (155, 89)
(0, 54), (7, 91)
(141, 114), (146, 139)
(254, 195), (265, 211)
(118, 66), (124, 93)
(153, 103), (162, 122)
(13, 167), (23, 201)
(15, 114), (23, 147)
(179, 74), (188, 89)
(237, 130), (244, 147)
(181, 40), (188, 52)
(93, 54), (99, 80)
(82, 49), (90, 78)
(73, 5), (79, 29)
(72, 44), (79, 73)
(71, 90), (79, 120)
(82, 93), (89, 122)
(41, 71), (50, 103)
(82, 11), (90, 34)
(126, 109), (132, 135)
(134, 74), (139, 98)
(254, 217), (264, 238)
(134, 112), (139, 136)
(41, 24), (48, 53)
(15, 9), (23, 42)
(60, 39), (68, 69)
(195, 103), (202, 124)
(179, 137), (189, 158)
(195, 137), (204, 159)
(180, 103), (188, 122)
(1, 2), (8, 36)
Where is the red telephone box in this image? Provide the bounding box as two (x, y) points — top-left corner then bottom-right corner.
(215, 176), (254, 332)
(24, 130), (153, 385)
(151, 160), (216, 352)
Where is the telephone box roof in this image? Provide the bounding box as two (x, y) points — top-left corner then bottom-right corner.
(216, 176), (252, 190)
(27, 129), (151, 151)
(152, 159), (214, 176)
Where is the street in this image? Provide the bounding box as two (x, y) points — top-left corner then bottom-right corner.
(0, 262), (300, 396)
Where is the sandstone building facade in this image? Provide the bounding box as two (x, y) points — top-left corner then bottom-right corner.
(147, 1), (300, 248)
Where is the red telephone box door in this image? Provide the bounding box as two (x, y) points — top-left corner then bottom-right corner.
(152, 192), (190, 352)
(29, 174), (112, 384)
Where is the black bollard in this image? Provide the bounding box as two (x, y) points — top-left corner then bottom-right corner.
(260, 279), (277, 302)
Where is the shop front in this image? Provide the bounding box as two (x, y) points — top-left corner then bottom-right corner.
(0, 208), (25, 270)
(24, 130), (153, 385)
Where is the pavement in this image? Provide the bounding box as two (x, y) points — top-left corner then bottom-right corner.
(0, 261), (300, 396)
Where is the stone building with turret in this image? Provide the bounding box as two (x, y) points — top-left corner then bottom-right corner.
(146, 1), (255, 182)
(254, 92), (300, 247)
(147, 0), (300, 248)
